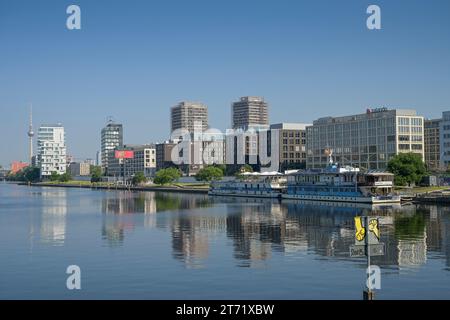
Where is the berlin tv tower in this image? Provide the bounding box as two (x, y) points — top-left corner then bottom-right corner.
(27, 104), (34, 164)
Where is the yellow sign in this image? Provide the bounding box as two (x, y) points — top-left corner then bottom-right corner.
(355, 216), (366, 242)
(368, 219), (380, 241)
(355, 216), (381, 244)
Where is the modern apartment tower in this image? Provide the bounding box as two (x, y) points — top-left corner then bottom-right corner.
(171, 101), (208, 139)
(37, 124), (67, 178)
(306, 108), (424, 170)
(424, 118), (441, 171)
(232, 96), (269, 130)
(101, 121), (123, 173)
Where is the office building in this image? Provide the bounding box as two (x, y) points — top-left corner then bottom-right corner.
(440, 111), (450, 170)
(270, 123), (310, 171)
(424, 118), (441, 171)
(101, 121), (123, 173)
(37, 124), (67, 177)
(69, 162), (91, 177)
(306, 108), (424, 170)
(156, 141), (178, 171)
(171, 101), (208, 139)
(108, 144), (156, 179)
(232, 96), (269, 130)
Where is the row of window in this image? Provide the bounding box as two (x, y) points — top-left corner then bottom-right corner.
(282, 152), (306, 159)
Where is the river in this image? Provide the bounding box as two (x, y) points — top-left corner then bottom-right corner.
(0, 182), (449, 299)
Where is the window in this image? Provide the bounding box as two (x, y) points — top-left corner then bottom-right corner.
(399, 144), (410, 150)
(398, 117), (410, 126)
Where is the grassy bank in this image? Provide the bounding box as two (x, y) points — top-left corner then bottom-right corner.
(25, 180), (210, 194)
(395, 186), (450, 195)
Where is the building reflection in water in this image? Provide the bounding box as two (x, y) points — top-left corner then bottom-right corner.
(39, 189), (67, 246)
(98, 190), (450, 271)
(100, 191), (213, 250)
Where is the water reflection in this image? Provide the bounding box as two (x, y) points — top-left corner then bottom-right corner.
(39, 189), (67, 246)
(98, 191), (450, 271)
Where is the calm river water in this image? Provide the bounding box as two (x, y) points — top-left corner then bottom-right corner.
(1, 182), (449, 299)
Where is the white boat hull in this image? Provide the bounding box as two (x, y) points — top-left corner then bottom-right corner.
(208, 191), (281, 198)
(281, 193), (401, 204)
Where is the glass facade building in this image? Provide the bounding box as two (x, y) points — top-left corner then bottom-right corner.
(306, 108), (424, 170)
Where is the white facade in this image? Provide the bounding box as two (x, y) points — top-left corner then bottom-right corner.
(306, 108), (424, 170)
(37, 124), (67, 177)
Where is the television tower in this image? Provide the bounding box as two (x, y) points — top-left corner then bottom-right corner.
(27, 104), (34, 164)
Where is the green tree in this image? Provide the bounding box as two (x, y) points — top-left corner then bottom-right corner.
(49, 172), (60, 182)
(153, 167), (182, 185)
(7, 166), (40, 182)
(90, 165), (103, 183)
(212, 164), (226, 175)
(132, 171), (148, 186)
(195, 166), (224, 182)
(387, 153), (427, 186)
(240, 164), (253, 173)
(59, 172), (72, 182)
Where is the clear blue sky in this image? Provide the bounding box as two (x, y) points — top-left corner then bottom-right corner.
(1, 0), (450, 167)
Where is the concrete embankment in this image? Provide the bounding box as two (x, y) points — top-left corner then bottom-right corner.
(412, 194), (450, 204)
(19, 182), (209, 194)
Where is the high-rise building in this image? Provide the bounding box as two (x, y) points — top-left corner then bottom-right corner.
(306, 108), (424, 170)
(439, 111), (450, 170)
(270, 123), (310, 171)
(171, 101), (208, 139)
(424, 118), (441, 171)
(37, 124), (67, 177)
(101, 121), (123, 173)
(96, 151), (101, 166)
(226, 97), (269, 171)
(232, 96), (269, 130)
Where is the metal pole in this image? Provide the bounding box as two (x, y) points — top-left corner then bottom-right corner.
(364, 215), (374, 300)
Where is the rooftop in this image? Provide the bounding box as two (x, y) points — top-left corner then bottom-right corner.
(270, 123), (312, 130)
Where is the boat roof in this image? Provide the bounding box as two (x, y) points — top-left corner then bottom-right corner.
(241, 171), (284, 176)
(364, 170), (394, 176)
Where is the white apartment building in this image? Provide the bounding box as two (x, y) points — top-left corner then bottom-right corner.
(306, 108), (424, 170)
(37, 124), (67, 177)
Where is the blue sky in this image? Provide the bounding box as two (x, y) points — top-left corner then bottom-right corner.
(1, 0), (450, 167)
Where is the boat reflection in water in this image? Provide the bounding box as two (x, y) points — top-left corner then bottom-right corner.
(2, 182), (450, 299)
(99, 190), (450, 273)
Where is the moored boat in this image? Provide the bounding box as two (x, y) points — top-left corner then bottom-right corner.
(282, 157), (400, 204)
(208, 172), (286, 198)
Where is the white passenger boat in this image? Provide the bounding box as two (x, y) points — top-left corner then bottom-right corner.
(208, 172), (286, 198)
(282, 158), (401, 204)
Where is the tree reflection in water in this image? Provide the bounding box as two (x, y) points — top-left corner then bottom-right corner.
(98, 191), (450, 271)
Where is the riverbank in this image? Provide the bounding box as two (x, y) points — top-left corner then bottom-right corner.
(394, 186), (450, 204)
(18, 181), (210, 194)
